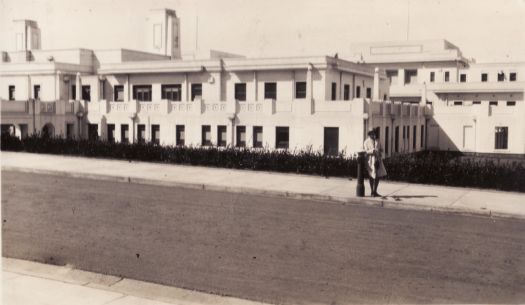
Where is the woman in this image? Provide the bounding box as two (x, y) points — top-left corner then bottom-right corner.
(363, 127), (387, 197)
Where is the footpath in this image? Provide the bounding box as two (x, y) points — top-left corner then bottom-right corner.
(2, 151), (525, 219)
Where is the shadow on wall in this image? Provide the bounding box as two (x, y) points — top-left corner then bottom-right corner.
(426, 121), (459, 152)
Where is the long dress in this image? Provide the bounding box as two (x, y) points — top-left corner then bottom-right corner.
(363, 137), (387, 179)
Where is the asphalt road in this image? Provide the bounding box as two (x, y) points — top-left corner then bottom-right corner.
(2, 170), (525, 304)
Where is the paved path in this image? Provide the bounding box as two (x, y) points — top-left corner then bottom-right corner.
(3, 171), (525, 304)
(3, 258), (269, 305)
(1, 152), (524, 219)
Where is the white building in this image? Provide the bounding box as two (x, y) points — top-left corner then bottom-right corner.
(1, 9), (522, 157)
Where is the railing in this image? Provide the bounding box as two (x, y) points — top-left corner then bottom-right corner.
(238, 101), (264, 113)
(40, 102), (56, 114)
(1, 100), (28, 113)
(171, 101), (194, 112)
(314, 100), (353, 112)
(203, 101), (226, 113)
(138, 102), (161, 113)
(109, 102), (129, 112)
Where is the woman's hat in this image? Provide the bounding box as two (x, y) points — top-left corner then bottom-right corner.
(367, 127), (376, 136)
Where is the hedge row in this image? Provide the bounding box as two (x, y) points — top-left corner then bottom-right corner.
(2, 134), (524, 192)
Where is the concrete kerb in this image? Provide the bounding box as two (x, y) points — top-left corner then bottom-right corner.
(2, 165), (522, 221)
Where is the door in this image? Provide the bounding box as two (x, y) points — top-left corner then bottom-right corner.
(463, 125), (475, 151)
(324, 127), (339, 156)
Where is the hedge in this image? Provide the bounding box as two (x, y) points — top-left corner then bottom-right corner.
(1, 133), (524, 192)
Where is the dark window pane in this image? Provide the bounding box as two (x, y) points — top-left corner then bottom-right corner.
(162, 84), (182, 101)
(295, 82), (306, 99)
(191, 83), (202, 101)
(133, 85), (152, 102)
(176, 125), (185, 146)
(201, 125), (211, 146)
(114, 85), (124, 101)
(236, 126), (246, 147)
(253, 126), (263, 148)
(264, 82), (277, 100)
(217, 125), (227, 147)
(235, 83), (246, 101)
(82, 85), (91, 101)
(275, 127), (289, 149)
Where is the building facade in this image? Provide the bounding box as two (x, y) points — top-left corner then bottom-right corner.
(2, 9), (522, 157)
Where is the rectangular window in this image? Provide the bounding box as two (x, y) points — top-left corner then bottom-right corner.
(137, 124), (146, 143)
(430, 72), (435, 82)
(395, 126), (399, 153)
(201, 125), (211, 146)
(460, 74), (466, 82)
(253, 126), (263, 148)
(151, 124), (160, 144)
(323, 127), (339, 156)
(34, 85), (40, 100)
(88, 124), (98, 141)
(107, 124), (115, 143)
(161, 84), (182, 101)
(8, 85), (15, 100)
(66, 123), (75, 139)
(404, 69), (418, 84)
(114, 85), (124, 101)
(481, 73), (488, 82)
(176, 125), (185, 146)
(413, 125), (417, 149)
(343, 84), (350, 100)
(507, 101), (516, 106)
(236, 126), (246, 147)
(509, 72), (517, 81)
(444, 71), (450, 82)
(191, 83), (202, 101)
(489, 101), (498, 106)
(217, 125), (227, 147)
(366, 87), (372, 99)
(121, 124), (129, 143)
(235, 83), (247, 101)
(495, 127), (508, 149)
(473, 101), (481, 105)
(420, 125), (425, 148)
(356, 86), (361, 98)
(70, 85), (76, 100)
(331, 82), (337, 101)
(275, 127), (289, 149)
(295, 82), (306, 99)
(497, 72), (505, 82)
(385, 126), (389, 156)
(454, 101), (463, 106)
(264, 82), (277, 100)
(82, 85), (91, 101)
(133, 85), (152, 102)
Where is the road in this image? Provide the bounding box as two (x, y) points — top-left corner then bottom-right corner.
(2, 170), (525, 304)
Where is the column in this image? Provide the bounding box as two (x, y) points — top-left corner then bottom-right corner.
(183, 73), (189, 102)
(372, 67), (380, 101)
(306, 64), (313, 101)
(75, 73), (81, 101)
(253, 71), (258, 101)
(124, 74), (130, 101)
(398, 69), (405, 86)
(55, 71), (61, 101)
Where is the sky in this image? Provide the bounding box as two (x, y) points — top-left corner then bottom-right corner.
(1, 0), (524, 63)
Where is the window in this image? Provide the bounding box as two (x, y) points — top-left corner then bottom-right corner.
(8, 86), (15, 100)
(235, 83), (247, 101)
(413, 125), (417, 149)
(454, 101), (463, 106)
(161, 84), (182, 101)
(253, 126), (263, 148)
(404, 69), (418, 84)
(217, 125), (227, 147)
(151, 124), (160, 144)
(264, 82), (277, 100)
(489, 101), (498, 106)
(201, 125), (211, 146)
(331, 82), (337, 100)
(121, 124), (129, 143)
(444, 71), (450, 82)
(88, 124), (98, 141)
(236, 126), (246, 147)
(343, 84), (350, 100)
(176, 125), (185, 146)
(366, 87), (372, 99)
(495, 127), (508, 149)
(66, 123), (75, 139)
(473, 101), (481, 105)
(295, 82), (306, 99)
(34, 85), (40, 100)
(430, 72), (435, 82)
(133, 85), (152, 102)
(356, 86), (361, 98)
(137, 124), (146, 143)
(71, 85), (76, 100)
(406, 125), (410, 148)
(395, 126), (399, 153)
(191, 83), (202, 101)
(509, 72), (517, 81)
(460, 74), (466, 82)
(420, 125), (425, 148)
(82, 85), (91, 101)
(107, 124), (115, 143)
(497, 72), (505, 82)
(275, 127), (289, 149)
(114, 85), (124, 101)
(507, 101), (516, 106)
(481, 73), (488, 82)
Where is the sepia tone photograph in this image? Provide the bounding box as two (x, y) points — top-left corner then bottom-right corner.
(1, 0), (524, 304)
